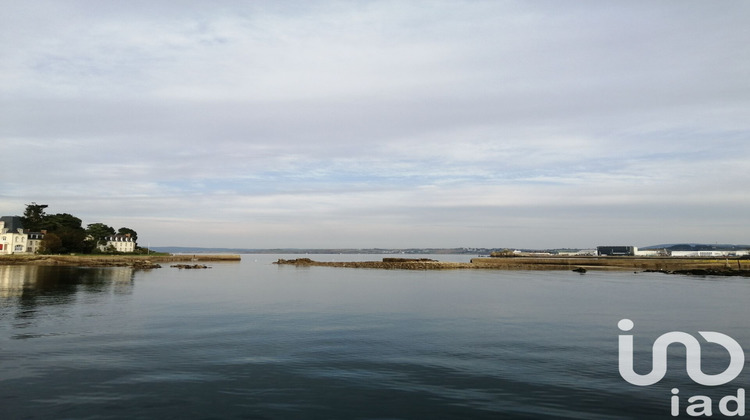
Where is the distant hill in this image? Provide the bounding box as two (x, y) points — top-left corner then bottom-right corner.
(150, 247), (506, 255)
(152, 246), (267, 254)
(640, 243), (750, 251)
(152, 244), (750, 255)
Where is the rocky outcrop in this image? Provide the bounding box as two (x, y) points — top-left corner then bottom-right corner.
(275, 257), (750, 274)
(274, 258), (471, 270)
(131, 261), (162, 269)
(644, 269), (750, 277)
(170, 264), (211, 269)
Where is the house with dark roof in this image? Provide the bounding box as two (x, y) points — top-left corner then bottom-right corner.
(0, 216), (29, 254)
(26, 231), (46, 254)
(0, 216), (46, 254)
(98, 234), (136, 253)
(0, 216), (24, 232)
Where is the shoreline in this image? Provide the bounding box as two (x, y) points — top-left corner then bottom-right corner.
(470, 256), (750, 271)
(2, 253), (748, 276)
(275, 256), (750, 275)
(0, 254), (241, 269)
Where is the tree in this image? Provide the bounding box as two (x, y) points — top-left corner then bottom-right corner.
(15, 203), (140, 254)
(39, 232), (62, 254)
(102, 244), (118, 254)
(21, 202), (48, 231)
(38, 213), (86, 253)
(84, 223), (115, 253)
(54, 227), (88, 254)
(86, 223), (116, 242)
(117, 227), (138, 242)
(44, 213), (83, 231)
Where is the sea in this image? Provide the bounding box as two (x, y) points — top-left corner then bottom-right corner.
(1, 254), (748, 419)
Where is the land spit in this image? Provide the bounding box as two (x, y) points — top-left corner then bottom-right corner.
(275, 256), (750, 276)
(275, 257), (472, 270)
(0, 254), (240, 269)
(471, 256), (750, 272)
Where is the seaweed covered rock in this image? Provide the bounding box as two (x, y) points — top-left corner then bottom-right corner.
(171, 264), (211, 269)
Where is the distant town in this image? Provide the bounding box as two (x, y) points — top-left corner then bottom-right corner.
(152, 244), (750, 258)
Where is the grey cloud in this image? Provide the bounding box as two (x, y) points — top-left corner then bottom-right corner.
(1, 1), (749, 248)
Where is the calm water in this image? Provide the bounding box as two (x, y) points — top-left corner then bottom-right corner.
(1, 254), (748, 419)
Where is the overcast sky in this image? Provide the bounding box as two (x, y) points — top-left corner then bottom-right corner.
(1, 1), (749, 249)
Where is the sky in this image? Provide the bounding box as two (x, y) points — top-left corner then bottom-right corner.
(1, 1), (749, 249)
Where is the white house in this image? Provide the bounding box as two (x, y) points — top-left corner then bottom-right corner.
(0, 217), (29, 255)
(99, 234), (136, 253)
(2, 215), (140, 254)
(0, 229), (28, 255)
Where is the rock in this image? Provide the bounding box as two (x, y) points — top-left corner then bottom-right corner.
(133, 261), (161, 269)
(170, 264), (211, 269)
(671, 269), (750, 277)
(274, 258), (314, 265)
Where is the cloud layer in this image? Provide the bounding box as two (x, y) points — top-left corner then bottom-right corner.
(2, 1), (749, 248)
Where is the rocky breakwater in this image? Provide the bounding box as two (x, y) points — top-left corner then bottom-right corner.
(644, 268), (750, 277)
(274, 257), (473, 270)
(469, 256), (750, 272)
(274, 256), (750, 274)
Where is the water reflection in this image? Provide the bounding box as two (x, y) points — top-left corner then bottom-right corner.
(0, 265), (135, 326)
